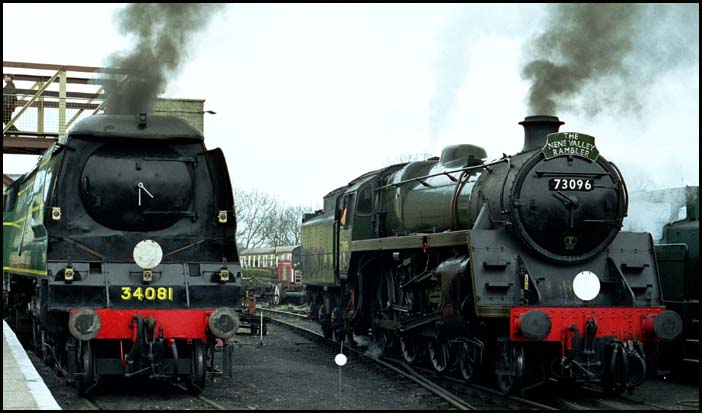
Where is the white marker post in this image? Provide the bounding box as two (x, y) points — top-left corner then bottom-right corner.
(334, 340), (348, 410)
(258, 311), (264, 347)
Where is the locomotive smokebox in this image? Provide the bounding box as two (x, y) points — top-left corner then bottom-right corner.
(519, 115), (564, 152)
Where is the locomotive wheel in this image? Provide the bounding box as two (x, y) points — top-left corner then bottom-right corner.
(457, 341), (481, 382)
(75, 340), (96, 397)
(188, 339), (206, 395)
(427, 338), (450, 373)
(370, 326), (389, 356)
(370, 312), (392, 357)
(495, 338), (525, 395)
(399, 335), (420, 364)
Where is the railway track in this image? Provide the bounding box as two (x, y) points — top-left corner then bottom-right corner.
(59, 378), (227, 411)
(258, 307), (558, 410)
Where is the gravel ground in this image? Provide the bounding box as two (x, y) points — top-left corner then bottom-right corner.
(28, 323), (435, 410)
(209, 324), (433, 410)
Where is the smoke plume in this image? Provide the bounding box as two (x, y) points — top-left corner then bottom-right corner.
(104, 3), (225, 114)
(522, 4), (699, 116)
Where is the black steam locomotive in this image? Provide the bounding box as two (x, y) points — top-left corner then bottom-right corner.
(300, 115), (683, 395)
(3, 114), (241, 395)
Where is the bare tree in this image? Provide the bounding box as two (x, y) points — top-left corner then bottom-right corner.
(234, 188), (279, 251)
(235, 188), (315, 251)
(268, 205), (308, 246)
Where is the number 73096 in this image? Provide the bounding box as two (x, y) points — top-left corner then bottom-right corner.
(549, 178), (593, 191)
(120, 286), (174, 301)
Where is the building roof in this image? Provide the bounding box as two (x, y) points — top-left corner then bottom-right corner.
(3, 174), (23, 187)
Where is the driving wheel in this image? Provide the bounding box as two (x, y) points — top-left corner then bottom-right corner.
(188, 339), (206, 394)
(399, 335), (420, 363)
(495, 337), (525, 395)
(427, 338), (450, 373)
(457, 340), (482, 382)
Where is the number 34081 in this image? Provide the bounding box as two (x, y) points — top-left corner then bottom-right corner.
(120, 286), (174, 301)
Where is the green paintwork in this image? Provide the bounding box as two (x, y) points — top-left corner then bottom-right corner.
(543, 132), (599, 161)
(379, 158), (481, 237)
(300, 213), (337, 286)
(3, 146), (56, 277)
(351, 230), (470, 252)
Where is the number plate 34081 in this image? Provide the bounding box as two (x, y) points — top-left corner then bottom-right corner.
(549, 178), (593, 191)
(120, 286), (174, 301)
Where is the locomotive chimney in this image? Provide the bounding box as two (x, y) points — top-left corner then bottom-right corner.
(519, 115), (565, 152)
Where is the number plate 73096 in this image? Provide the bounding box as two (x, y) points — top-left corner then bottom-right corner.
(549, 178), (593, 191)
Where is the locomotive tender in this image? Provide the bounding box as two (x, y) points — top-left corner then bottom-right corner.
(301, 115), (683, 394)
(3, 114), (241, 395)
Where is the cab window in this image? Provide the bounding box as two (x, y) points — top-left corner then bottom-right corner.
(357, 186), (373, 214)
